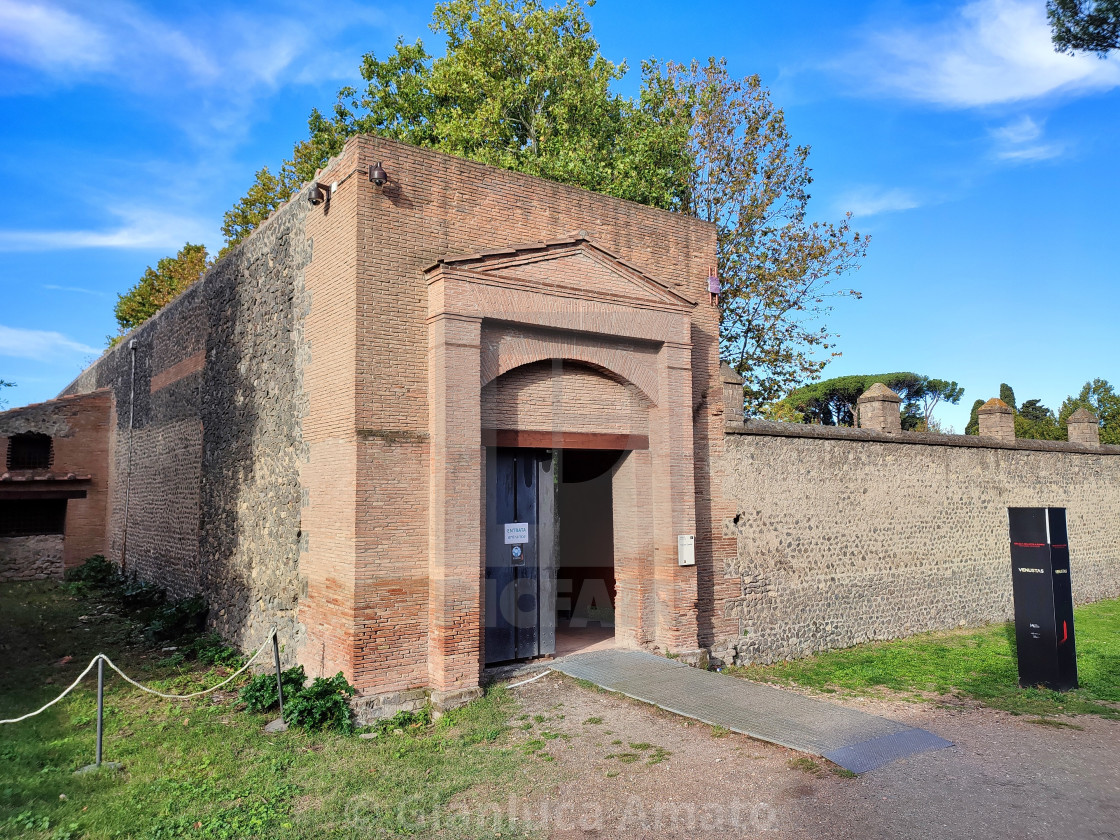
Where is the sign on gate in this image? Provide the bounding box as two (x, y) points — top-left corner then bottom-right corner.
(504, 522), (529, 545)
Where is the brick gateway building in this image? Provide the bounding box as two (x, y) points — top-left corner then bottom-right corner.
(33, 137), (730, 714)
(4, 137), (1119, 718)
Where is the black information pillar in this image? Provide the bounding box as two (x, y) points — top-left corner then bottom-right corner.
(1008, 507), (1078, 691)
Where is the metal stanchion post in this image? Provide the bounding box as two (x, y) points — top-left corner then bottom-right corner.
(76, 656), (119, 774)
(95, 656), (104, 767)
(272, 636), (284, 721)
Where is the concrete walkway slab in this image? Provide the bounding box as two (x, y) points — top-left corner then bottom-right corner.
(550, 649), (952, 774)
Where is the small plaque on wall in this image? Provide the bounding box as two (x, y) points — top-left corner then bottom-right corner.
(677, 534), (695, 566)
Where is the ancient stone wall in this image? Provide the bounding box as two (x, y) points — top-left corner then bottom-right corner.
(61, 191), (312, 660)
(713, 422), (1120, 666)
(0, 535), (64, 581)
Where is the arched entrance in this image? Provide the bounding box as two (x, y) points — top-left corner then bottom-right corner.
(425, 236), (701, 699)
(480, 359), (648, 663)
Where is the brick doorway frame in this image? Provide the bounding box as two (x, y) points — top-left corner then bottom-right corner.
(424, 238), (701, 704)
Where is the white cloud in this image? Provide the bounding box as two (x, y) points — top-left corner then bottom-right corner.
(0, 0), (382, 92)
(0, 206), (213, 252)
(846, 0), (1120, 107)
(996, 143), (1063, 161)
(992, 114), (1041, 144)
(837, 187), (921, 218)
(0, 1), (213, 80)
(42, 284), (106, 296)
(0, 0), (111, 71)
(989, 115), (1064, 161)
(0, 325), (99, 359)
(0, 0), (390, 156)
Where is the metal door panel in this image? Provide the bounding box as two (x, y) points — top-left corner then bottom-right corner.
(514, 452), (539, 659)
(538, 451), (557, 656)
(484, 448), (558, 664)
(484, 449), (516, 663)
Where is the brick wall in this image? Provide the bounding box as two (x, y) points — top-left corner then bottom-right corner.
(51, 135), (721, 699)
(481, 360), (650, 437)
(314, 136), (719, 696)
(714, 423), (1120, 666)
(62, 189), (312, 659)
(0, 390), (111, 575)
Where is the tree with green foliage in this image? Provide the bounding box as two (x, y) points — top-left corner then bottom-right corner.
(1015, 397), (1064, 441)
(964, 381), (1117, 441)
(916, 379), (964, 428)
(221, 1), (865, 415)
(1048, 0), (1120, 55)
(110, 244), (212, 345)
(0, 379), (14, 410)
(1059, 379), (1120, 444)
(648, 59), (867, 413)
(774, 372), (938, 428)
(221, 0), (692, 248)
(221, 167), (292, 251)
(964, 398), (983, 436)
(967, 384), (1063, 439)
(999, 382), (1017, 412)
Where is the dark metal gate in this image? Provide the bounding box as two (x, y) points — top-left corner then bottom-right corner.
(484, 448), (557, 664)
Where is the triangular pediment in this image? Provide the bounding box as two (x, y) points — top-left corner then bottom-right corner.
(425, 235), (696, 311)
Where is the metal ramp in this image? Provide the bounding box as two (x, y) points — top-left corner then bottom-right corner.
(550, 649), (952, 774)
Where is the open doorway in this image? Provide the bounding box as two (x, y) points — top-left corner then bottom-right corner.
(483, 446), (624, 665)
(554, 449), (621, 657)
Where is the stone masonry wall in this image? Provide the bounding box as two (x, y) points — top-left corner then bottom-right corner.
(61, 190), (312, 662)
(0, 535), (64, 581)
(714, 423), (1120, 666)
(0, 535), (64, 582)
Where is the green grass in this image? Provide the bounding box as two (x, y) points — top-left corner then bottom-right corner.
(729, 598), (1120, 719)
(0, 582), (544, 839)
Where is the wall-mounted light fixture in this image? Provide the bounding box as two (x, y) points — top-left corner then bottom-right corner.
(308, 182), (332, 208)
(368, 162), (389, 187)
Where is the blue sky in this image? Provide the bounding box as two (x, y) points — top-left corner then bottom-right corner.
(1, 0), (1116, 430)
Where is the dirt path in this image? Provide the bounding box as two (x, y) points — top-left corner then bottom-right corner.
(487, 673), (1120, 839)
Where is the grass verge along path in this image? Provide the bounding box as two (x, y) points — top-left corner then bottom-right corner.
(729, 598), (1120, 719)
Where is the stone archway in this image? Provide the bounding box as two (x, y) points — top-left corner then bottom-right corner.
(424, 236), (702, 705)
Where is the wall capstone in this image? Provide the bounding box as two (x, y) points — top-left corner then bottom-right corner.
(1067, 407), (1100, 446)
(720, 362), (744, 424)
(978, 398), (1015, 441)
(857, 383), (902, 432)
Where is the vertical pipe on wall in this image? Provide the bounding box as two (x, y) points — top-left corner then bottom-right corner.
(120, 340), (137, 573)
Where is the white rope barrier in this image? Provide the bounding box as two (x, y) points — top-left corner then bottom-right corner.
(0, 655), (103, 725)
(506, 669), (552, 689)
(0, 629), (277, 724)
(100, 629), (276, 701)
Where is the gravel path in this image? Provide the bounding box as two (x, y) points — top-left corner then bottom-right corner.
(493, 673), (1120, 839)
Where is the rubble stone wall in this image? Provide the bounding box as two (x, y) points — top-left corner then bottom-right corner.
(713, 422), (1120, 666)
